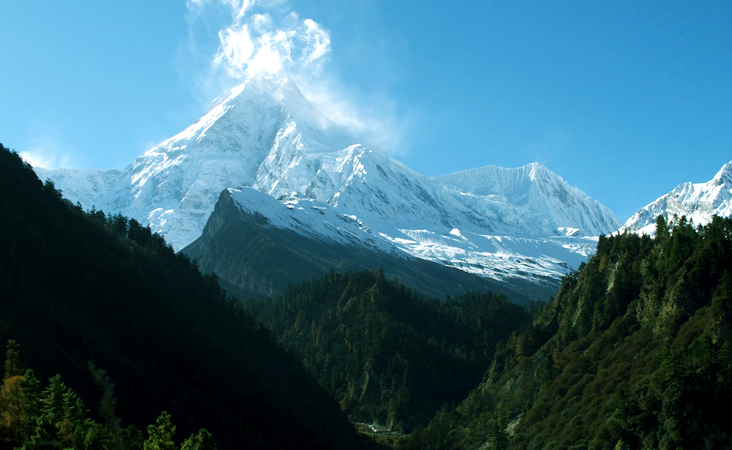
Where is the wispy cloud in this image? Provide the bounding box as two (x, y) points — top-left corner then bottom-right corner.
(213, 12), (330, 79)
(186, 0), (330, 83)
(184, 0), (411, 155)
(19, 135), (74, 169)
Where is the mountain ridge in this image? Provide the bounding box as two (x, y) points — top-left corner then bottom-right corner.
(35, 77), (622, 297)
(437, 162), (619, 237)
(182, 188), (550, 302)
(621, 160), (732, 235)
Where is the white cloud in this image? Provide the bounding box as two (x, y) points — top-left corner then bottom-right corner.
(296, 77), (416, 156)
(214, 24), (255, 78)
(185, 0), (411, 156)
(19, 136), (73, 169)
(19, 151), (52, 169)
(195, 0), (331, 82)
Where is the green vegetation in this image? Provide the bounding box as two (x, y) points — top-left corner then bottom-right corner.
(0, 143), (377, 449)
(7, 137), (731, 449)
(0, 344), (214, 449)
(247, 270), (532, 432)
(407, 216), (732, 449)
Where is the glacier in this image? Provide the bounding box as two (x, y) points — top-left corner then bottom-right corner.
(35, 77), (622, 291)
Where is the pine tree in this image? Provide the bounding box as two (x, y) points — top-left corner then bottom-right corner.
(18, 370), (41, 441)
(489, 419), (509, 450)
(655, 215), (670, 242)
(3, 340), (22, 381)
(181, 428), (217, 450)
(40, 374), (66, 426)
(144, 411), (177, 450)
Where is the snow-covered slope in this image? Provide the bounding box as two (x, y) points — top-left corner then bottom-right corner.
(438, 164), (619, 237)
(35, 77), (621, 293)
(186, 187), (546, 301)
(37, 78), (354, 249)
(621, 161), (732, 235)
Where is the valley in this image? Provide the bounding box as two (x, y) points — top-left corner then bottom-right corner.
(6, 73), (732, 450)
(4, 2), (731, 449)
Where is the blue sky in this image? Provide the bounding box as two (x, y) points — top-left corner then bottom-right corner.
(1, 1), (731, 221)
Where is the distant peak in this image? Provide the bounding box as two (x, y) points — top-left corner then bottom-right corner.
(443, 161), (547, 178)
(524, 162), (550, 178)
(713, 160), (732, 183)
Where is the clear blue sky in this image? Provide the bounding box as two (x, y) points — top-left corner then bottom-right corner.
(2, 1), (731, 221)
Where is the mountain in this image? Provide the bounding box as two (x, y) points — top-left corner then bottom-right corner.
(35, 77), (621, 298)
(0, 144), (376, 450)
(621, 160), (732, 235)
(437, 163), (618, 237)
(183, 188), (554, 302)
(246, 270), (532, 432)
(404, 217), (732, 449)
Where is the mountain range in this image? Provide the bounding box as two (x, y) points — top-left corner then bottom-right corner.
(33, 77), (730, 301)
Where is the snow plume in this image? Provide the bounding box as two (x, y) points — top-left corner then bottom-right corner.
(185, 0), (411, 156)
(187, 0), (330, 81)
(19, 134), (74, 169)
(299, 79), (417, 156)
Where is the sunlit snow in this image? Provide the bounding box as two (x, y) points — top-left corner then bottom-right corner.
(35, 77), (622, 288)
(621, 161), (732, 235)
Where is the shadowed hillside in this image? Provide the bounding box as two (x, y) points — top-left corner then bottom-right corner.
(0, 143), (379, 450)
(247, 270), (532, 432)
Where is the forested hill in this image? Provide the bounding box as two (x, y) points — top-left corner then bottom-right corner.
(0, 143), (377, 450)
(247, 270), (532, 433)
(407, 216), (732, 450)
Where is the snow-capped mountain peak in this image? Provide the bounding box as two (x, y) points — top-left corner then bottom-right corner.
(621, 160), (732, 235)
(35, 77), (622, 296)
(438, 163), (620, 237)
(712, 161), (732, 185)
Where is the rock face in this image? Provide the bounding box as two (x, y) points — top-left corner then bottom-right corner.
(621, 161), (732, 235)
(36, 77), (622, 299)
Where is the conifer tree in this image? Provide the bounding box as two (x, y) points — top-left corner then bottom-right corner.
(144, 411), (177, 450)
(655, 215), (670, 241)
(4, 340), (21, 381)
(18, 370), (41, 441)
(181, 428), (217, 450)
(489, 419), (509, 450)
(41, 374), (67, 425)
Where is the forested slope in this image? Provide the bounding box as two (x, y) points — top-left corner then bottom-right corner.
(407, 216), (732, 449)
(0, 143), (377, 450)
(247, 271), (532, 432)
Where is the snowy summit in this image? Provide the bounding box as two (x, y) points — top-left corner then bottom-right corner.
(621, 161), (732, 235)
(36, 77), (622, 290)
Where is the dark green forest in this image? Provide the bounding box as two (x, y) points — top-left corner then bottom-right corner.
(0, 143), (376, 449)
(5, 138), (732, 450)
(247, 271), (532, 432)
(1, 349), (216, 449)
(405, 216), (732, 449)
